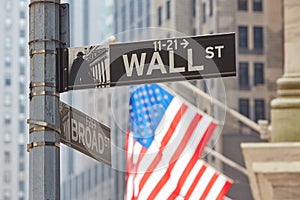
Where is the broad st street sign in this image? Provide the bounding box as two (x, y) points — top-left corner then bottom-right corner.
(60, 101), (111, 166)
(57, 33), (235, 92)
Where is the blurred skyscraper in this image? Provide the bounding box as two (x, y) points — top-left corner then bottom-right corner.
(0, 0), (29, 199)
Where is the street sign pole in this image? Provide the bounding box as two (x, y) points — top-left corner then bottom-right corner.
(28, 0), (61, 199)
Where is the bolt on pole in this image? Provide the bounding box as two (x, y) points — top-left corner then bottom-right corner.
(28, 0), (61, 199)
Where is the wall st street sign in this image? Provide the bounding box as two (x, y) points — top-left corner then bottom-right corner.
(60, 101), (111, 166)
(57, 33), (235, 92)
(110, 33), (235, 86)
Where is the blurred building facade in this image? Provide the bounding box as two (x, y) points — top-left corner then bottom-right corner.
(0, 0), (29, 200)
(193, 0), (283, 199)
(61, 0), (284, 199)
(60, 0), (119, 199)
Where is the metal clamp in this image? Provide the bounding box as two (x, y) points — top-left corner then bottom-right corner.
(27, 119), (61, 134)
(30, 49), (57, 57)
(28, 38), (66, 45)
(28, 1), (60, 8)
(27, 141), (60, 152)
(30, 82), (56, 89)
(29, 91), (60, 100)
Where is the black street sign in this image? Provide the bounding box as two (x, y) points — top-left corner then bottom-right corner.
(60, 101), (111, 166)
(110, 33), (235, 86)
(57, 33), (235, 92)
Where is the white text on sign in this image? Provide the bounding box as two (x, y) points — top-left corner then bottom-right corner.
(70, 118), (109, 154)
(122, 45), (225, 77)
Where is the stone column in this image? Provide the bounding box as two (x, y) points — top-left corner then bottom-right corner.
(271, 0), (300, 141)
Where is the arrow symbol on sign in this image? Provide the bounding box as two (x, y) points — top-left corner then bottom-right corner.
(180, 39), (189, 48)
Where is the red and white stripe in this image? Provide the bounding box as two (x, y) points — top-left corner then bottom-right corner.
(125, 97), (232, 200)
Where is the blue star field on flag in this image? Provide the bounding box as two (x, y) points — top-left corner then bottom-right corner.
(129, 84), (174, 148)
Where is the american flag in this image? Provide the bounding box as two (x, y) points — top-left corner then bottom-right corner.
(125, 84), (232, 200)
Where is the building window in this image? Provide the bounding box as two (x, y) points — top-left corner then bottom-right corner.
(255, 99), (265, 122)
(5, 55), (12, 67)
(166, 0), (171, 20)
(5, 74), (11, 86)
(4, 93), (12, 106)
(4, 170), (11, 183)
(238, 26), (248, 50)
(202, 3), (206, 23)
(238, 0), (248, 11)
(19, 162), (25, 172)
(254, 62), (264, 85)
(20, 0), (26, 7)
(5, 37), (12, 49)
(20, 62), (25, 75)
(253, 0), (263, 12)
(138, 21), (143, 28)
(114, 12), (118, 34)
(19, 181), (25, 192)
(238, 62), (249, 90)
(19, 145), (25, 157)
(209, 0), (213, 16)
(19, 120), (25, 133)
(19, 47), (25, 57)
(192, 28), (196, 35)
(4, 151), (11, 163)
(19, 10), (25, 19)
(4, 131), (12, 143)
(4, 113), (11, 125)
(239, 98), (250, 118)
(19, 82), (25, 94)
(192, 0), (196, 17)
(146, 0), (150, 26)
(20, 29), (25, 37)
(253, 26), (264, 51)
(146, 15), (151, 27)
(158, 6), (162, 26)
(3, 190), (10, 200)
(129, 0), (134, 23)
(121, 5), (126, 31)
(5, 17), (12, 29)
(19, 102), (25, 114)
(6, 0), (12, 11)
(138, 0), (142, 17)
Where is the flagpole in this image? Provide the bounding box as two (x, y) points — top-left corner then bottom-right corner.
(205, 147), (248, 176)
(176, 82), (270, 139)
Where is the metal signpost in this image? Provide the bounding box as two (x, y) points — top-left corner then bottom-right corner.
(60, 102), (111, 166)
(57, 33), (236, 92)
(28, 0), (62, 199)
